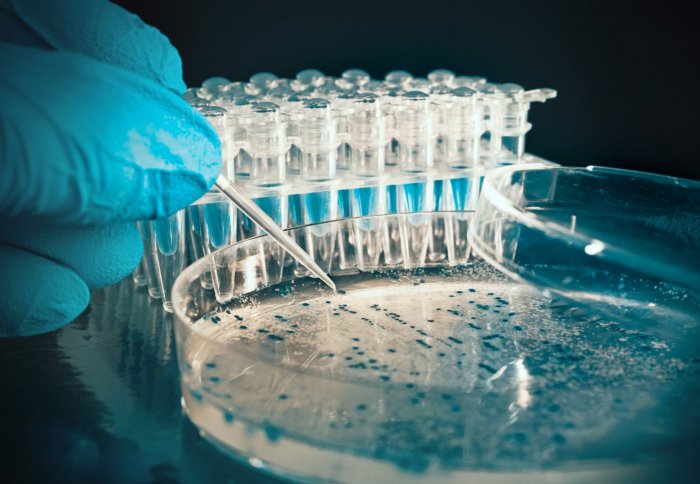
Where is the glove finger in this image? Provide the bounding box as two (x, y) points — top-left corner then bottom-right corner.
(0, 0), (185, 93)
(0, 42), (221, 225)
(0, 243), (89, 337)
(0, 217), (143, 289)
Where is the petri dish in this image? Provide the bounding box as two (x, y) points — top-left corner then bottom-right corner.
(470, 164), (700, 338)
(173, 208), (700, 482)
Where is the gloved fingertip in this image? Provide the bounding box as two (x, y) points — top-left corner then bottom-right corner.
(77, 223), (144, 289)
(128, 107), (223, 219)
(0, 244), (89, 337)
(0, 219), (144, 290)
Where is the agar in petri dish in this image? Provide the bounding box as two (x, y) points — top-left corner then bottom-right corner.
(174, 208), (700, 483)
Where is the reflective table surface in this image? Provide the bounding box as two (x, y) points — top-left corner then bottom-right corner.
(1, 278), (279, 484)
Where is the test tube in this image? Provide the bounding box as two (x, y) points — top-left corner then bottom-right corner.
(245, 72), (278, 95)
(131, 256), (147, 287)
(217, 81), (246, 99)
(136, 221), (161, 298)
(408, 77), (432, 92)
(362, 80), (389, 96)
(348, 93), (387, 269)
(429, 84), (454, 165)
(270, 78), (293, 90)
(292, 69), (325, 92)
(183, 87), (202, 103)
(453, 76), (487, 89)
(382, 87), (405, 167)
(478, 83), (505, 164)
(264, 85), (295, 104)
(396, 91), (434, 174)
(497, 84), (557, 160)
(199, 105), (233, 178)
(395, 90), (434, 267)
(150, 210), (186, 312)
(185, 204), (212, 289)
(198, 105), (238, 301)
(348, 93), (386, 177)
(247, 102), (288, 187)
(296, 97), (339, 272)
(428, 69), (456, 87)
(246, 101), (289, 283)
(298, 98), (337, 182)
(283, 91), (313, 274)
(385, 70), (413, 88)
(285, 93), (313, 175)
(199, 76), (232, 100)
(329, 89), (360, 270)
(338, 68), (371, 90)
(369, 84), (401, 261)
(334, 90), (359, 171)
(445, 87), (482, 170)
(444, 87), (483, 264)
(224, 95), (259, 179)
(427, 85), (454, 262)
(314, 81), (348, 100)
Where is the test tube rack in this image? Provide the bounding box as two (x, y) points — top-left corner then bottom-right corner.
(132, 69), (557, 311)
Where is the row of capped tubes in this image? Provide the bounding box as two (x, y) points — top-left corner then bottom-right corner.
(134, 69), (556, 309)
(136, 175), (482, 309)
(190, 68), (556, 190)
(202, 210), (475, 304)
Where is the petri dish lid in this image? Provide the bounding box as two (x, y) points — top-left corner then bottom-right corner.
(470, 163), (700, 333)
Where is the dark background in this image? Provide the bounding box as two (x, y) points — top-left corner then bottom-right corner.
(117, 0), (700, 180)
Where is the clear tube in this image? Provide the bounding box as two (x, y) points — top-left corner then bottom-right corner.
(453, 76), (487, 88)
(429, 85), (454, 165)
(183, 87), (202, 103)
(247, 102), (288, 187)
(264, 85), (295, 104)
(396, 91), (433, 173)
(246, 72), (278, 95)
(382, 88), (404, 167)
(298, 98), (337, 182)
(428, 69), (456, 87)
(347, 93), (388, 268)
(478, 83), (505, 163)
(446, 86), (481, 169)
(285, 93), (313, 174)
(496, 84), (556, 160)
(136, 221), (161, 298)
(131, 255), (147, 287)
(349, 93), (386, 177)
(339, 68), (371, 90)
(198, 105), (233, 179)
(408, 77), (431, 92)
(199, 76), (231, 100)
(151, 211), (187, 312)
(292, 69), (325, 92)
(385, 70), (413, 88)
(334, 91), (359, 170)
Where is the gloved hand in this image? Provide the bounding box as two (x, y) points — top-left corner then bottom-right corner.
(0, 0), (221, 336)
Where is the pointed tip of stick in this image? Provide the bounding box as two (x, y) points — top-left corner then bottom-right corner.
(320, 273), (337, 292)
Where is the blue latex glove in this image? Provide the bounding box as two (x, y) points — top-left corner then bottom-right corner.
(0, 0), (221, 336)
